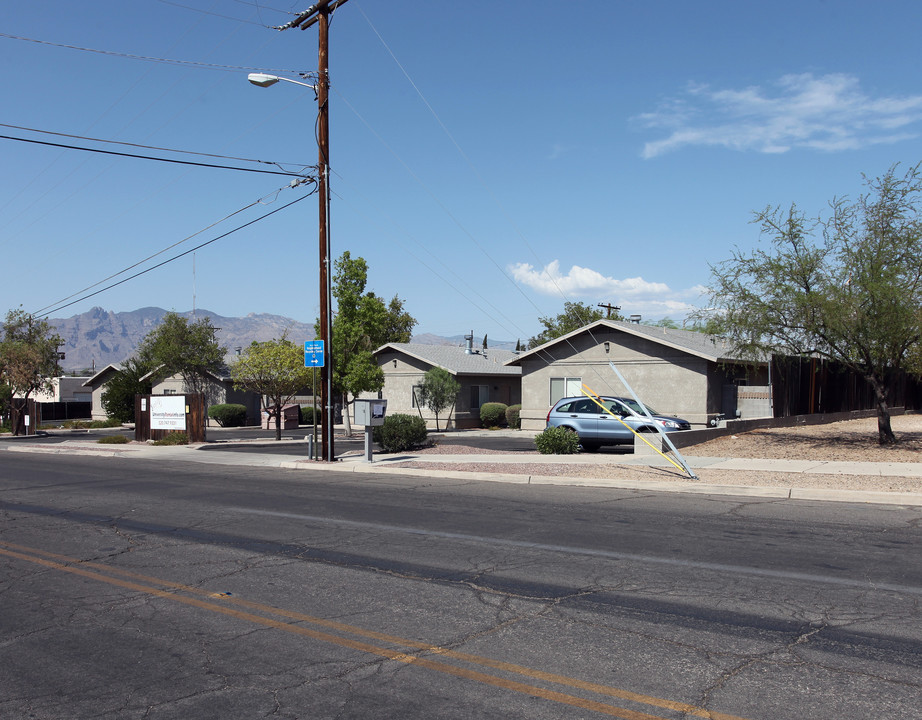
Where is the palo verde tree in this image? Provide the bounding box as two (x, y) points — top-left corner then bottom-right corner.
(136, 311), (225, 401)
(697, 164), (922, 445)
(321, 251), (416, 435)
(416, 366), (460, 431)
(527, 301), (615, 349)
(231, 335), (316, 441)
(0, 308), (64, 435)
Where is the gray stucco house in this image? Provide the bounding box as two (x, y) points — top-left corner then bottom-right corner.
(506, 319), (769, 431)
(370, 342), (522, 429)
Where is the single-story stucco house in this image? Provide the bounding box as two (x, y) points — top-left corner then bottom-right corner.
(369, 341), (522, 429)
(505, 319), (769, 431)
(82, 364), (124, 420)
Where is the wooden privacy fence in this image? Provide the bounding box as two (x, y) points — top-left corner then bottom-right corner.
(135, 394), (206, 443)
(771, 355), (922, 417)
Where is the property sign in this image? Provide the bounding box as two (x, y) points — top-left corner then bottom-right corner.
(151, 395), (187, 431)
(304, 340), (325, 367)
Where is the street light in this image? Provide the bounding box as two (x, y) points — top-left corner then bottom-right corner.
(248, 70), (334, 463)
(247, 73), (317, 92)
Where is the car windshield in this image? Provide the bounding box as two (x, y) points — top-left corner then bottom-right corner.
(615, 398), (661, 416)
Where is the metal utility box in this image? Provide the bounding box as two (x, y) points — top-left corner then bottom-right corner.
(354, 398), (387, 426)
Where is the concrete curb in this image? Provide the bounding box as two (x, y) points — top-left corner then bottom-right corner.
(277, 458), (922, 507)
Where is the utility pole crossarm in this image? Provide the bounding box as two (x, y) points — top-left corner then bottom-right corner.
(274, 0), (351, 31)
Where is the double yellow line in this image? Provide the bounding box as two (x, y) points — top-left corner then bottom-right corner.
(1, 540), (749, 720)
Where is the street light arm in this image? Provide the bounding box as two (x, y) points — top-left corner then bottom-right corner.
(247, 73), (317, 92)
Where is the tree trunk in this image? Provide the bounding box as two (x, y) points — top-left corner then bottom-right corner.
(272, 403), (282, 441)
(867, 373), (896, 445)
(342, 394), (352, 437)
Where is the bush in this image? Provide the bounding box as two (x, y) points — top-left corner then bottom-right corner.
(300, 405), (321, 425)
(97, 435), (129, 444)
(152, 432), (188, 446)
(505, 404), (521, 430)
(373, 414), (428, 453)
(480, 402), (508, 428)
(534, 426), (580, 454)
(208, 403), (247, 428)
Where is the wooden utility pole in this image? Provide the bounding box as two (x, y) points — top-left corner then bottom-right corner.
(276, 0), (350, 462)
(598, 303), (621, 319)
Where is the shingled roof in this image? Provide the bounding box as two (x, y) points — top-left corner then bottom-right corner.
(505, 319), (763, 365)
(375, 343), (522, 376)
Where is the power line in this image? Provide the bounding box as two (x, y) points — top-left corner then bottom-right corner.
(0, 32), (310, 74)
(0, 134), (314, 178)
(37, 189), (315, 318)
(0, 123), (312, 172)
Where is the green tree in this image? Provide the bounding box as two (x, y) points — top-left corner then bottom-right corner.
(231, 335), (316, 441)
(644, 317), (680, 329)
(416, 367), (460, 431)
(100, 356), (154, 424)
(0, 308), (63, 435)
(527, 301), (612, 349)
(321, 251), (416, 435)
(136, 312), (225, 400)
(697, 164), (922, 445)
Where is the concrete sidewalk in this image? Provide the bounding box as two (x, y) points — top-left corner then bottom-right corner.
(5, 434), (922, 507)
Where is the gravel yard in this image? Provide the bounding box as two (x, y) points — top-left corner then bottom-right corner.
(391, 414), (922, 494)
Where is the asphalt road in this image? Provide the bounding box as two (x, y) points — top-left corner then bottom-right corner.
(1, 453), (920, 719)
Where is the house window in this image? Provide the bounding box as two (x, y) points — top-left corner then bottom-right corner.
(470, 385), (489, 410)
(411, 385), (423, 408)
(549, 377), (581, 405)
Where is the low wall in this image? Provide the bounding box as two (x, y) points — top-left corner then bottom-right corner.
(670, 408), (899, 450)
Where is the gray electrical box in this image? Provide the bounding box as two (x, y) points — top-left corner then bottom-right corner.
(354, 398), (387, 427)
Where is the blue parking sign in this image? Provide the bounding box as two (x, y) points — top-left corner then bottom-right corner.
(304, 340), (325, 367)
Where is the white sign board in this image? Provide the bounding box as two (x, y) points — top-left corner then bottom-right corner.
(151, 395), (187, 431)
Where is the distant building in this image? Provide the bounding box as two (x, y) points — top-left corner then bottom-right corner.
(14, 376), (91, 404)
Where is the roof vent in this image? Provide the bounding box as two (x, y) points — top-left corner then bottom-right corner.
(629, 314), (642, 324)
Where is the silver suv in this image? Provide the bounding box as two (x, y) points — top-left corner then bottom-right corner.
(545, 396), (690, 450)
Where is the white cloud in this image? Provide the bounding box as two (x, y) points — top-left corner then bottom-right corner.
(636, 73), (922, 158)
(510, 260), (668, 297)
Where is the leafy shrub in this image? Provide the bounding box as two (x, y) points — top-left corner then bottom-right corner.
(97, 435), (129, 444)
(300, 405), (320, 425)
(373, 414), (427, 453)
(152, 432), (188, 446)
(480, 402), (508, 428)
(208, 403), (247, 427)
(505, 404), (522, 430)
(534, 426), (580, 454)
(90, 419), (122, 428)
(58, 419), (121, 429)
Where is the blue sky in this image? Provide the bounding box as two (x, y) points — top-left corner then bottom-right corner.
(3, 1), (922, 343)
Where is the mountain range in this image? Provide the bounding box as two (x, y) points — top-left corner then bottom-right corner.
(49, 307), (514, 372)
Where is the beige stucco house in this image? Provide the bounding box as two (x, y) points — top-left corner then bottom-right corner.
(506, 319), (769, 431)
(82, 364), (124, 420)
(370, 342), (522, 429)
